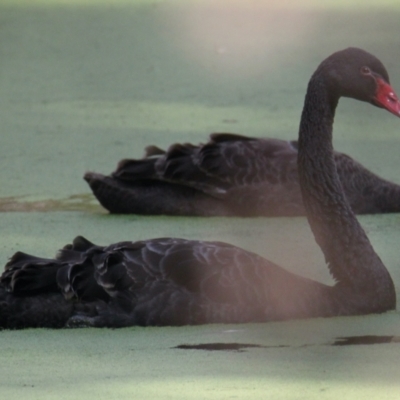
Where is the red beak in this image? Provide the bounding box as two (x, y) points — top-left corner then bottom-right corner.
(374, 78), (400, 117)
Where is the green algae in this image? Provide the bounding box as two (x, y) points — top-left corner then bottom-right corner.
(0, 194), (103, 212)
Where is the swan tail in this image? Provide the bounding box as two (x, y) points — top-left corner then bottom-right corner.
(0, 237), (111, 329)
(0, 253), (73, 329)
(2, 251), (63, 295)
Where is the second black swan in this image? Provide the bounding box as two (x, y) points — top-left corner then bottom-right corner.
(1, 48), (399, 329)
(85, 126), (400, 217)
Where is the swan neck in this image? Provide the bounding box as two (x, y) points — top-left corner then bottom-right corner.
(297, 74), (395, 306)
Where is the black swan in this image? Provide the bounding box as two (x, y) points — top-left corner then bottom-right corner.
(1, 48), (399, 329)
(85, 133), (400, 217)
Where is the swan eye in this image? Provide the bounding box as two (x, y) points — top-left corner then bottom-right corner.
(361, 66), (371, 75)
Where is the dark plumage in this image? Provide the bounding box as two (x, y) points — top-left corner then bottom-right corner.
(85, 133), (400, 216)
(0, 48), (398, 329)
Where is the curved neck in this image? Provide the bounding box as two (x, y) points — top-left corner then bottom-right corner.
(297, 74), (394, 304)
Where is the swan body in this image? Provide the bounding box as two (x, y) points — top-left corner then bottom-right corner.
(85, 134), (400, 216)
(1, 48), (399, 329)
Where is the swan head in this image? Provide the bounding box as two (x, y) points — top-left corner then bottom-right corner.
(319, 47), (400, 117)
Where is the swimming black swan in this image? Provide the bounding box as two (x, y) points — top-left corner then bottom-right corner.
(84, 131), (400, 217)
(1, 48), (399, 329)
